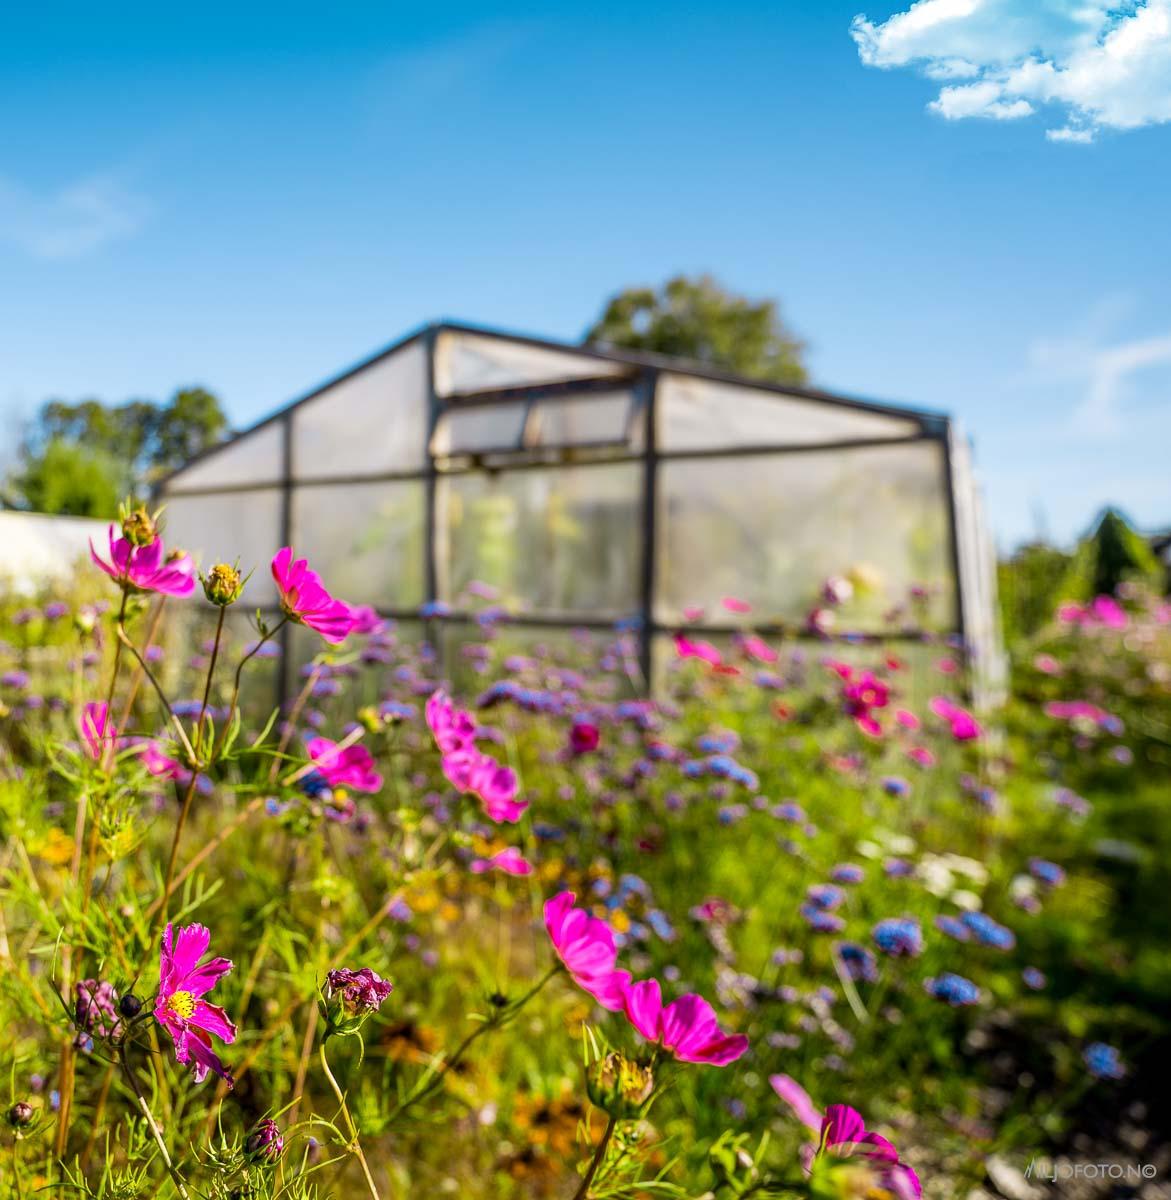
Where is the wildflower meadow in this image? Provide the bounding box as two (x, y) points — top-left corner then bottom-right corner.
(2, 504), (1169, 1199)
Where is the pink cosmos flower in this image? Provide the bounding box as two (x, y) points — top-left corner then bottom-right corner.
(929, 697), (981, 741)
(681, 605), (705, 622)
(894, 709), (920, 731)
(907, 746), (936, 767)
(79, 701), (113, 761)
(621, 978), (748, 1066)
(544, 891), (630, 1011)
(722, 596), (751, 613)
(155, 923), (236, 1087)
(427, 690), (525, 822)
(307, 737), (382, 792)
(90, 527), (196, 597)
(425, 690), (478, 754)
(674, 633), (723, 668)
(271, 547), (356, 644)
(348, 604), (387, 635)
(1059, 595), (1127, 629)
(772, 1077), (921, 1198)
(139, 741), (212, 794)
(737, 634), (778, 664)
(470, 847), (532, 876)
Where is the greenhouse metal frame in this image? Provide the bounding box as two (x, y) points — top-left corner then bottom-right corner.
(158, 320), (1003, 706)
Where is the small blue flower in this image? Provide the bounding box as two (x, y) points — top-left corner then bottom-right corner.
(1084, 1042), (1126, 1080)
(924, 972), (980, 1006)
(872, 917), (923, 957)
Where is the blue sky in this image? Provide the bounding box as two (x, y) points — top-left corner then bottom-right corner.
(1, 0), (1168, 548)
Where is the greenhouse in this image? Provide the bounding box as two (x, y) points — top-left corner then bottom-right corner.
(157, 321), (1004, 704)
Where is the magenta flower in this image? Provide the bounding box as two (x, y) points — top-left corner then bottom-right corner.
(90, 526), (196, 597)
(737, 634), (778, 664)
(155, 923), (237, 1087)
(427, 689), (526, 822)
(139, 741), (211, 795)
(722, 595), (751, 613)
(674, 632), (723, 668)
(425, 690), (478, 755)
(79, 701), (113, 761)
(568, 719), (600, 756)
(772, 1077), (921, 1198)
(307, 737), (383, 793)
(470, 846), (532, 876)
(621, 978), (748, 1066)
(271, 547), (356, 644)
(929, 696), (981, 741)
(544, 891), (630, 1012)
(324, 967), (393, 1016)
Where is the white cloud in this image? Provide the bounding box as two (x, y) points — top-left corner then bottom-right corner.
(851, 0), (1171, 141)
(0, 172), (149, 260)
(1026, 319), (1171, 436)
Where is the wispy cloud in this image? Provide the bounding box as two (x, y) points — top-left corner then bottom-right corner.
(1026, 309), (1171, 436)
(0, 172), (150, 260)
(851, 0), (1171, 142)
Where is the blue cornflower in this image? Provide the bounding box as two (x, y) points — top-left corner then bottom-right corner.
(1084, 1042), (1126, 1080)
(924, 973), (981, 1006)
(872, 917), (924, 957)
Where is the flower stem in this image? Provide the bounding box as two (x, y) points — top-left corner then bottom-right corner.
(318, 1039), (381, 1200)
(573, 1113), (617, 1200)
(388, 966), (558, 1120)
(156, 605), (225, 930)
(118, 1040), (191, 1200)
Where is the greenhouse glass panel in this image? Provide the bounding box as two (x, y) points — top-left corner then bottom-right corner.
(163, 488), (284, 606)
(529, 391), (640, 449)
(656, 441), (954, 630)
(166, 419), (285, 491)
(431, 402), (529, 456)
(290, 481), (425, 607)
(658, 373), (922, 452)
(433, 330), (629, 396)
(436, 463), (642, 616)
(292, 342), (428, 479)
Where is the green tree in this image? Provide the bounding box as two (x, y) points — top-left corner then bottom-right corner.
(10, 438), (121, 518)
(8, 386), (229, 515)
(584, 274), (807, 384)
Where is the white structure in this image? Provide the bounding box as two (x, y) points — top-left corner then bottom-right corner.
(0, 511), (105, 593)
(158, 321), (1005, 705)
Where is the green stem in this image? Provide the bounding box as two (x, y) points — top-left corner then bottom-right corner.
(156, 604), (226, 933)
(389, 966), (558, 1120)
(572, 1113), (617, 1200)
(318, 1039), (381, 1200)
(118, 1040), (191, 1200)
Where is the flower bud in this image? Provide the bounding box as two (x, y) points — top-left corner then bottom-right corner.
(202, 562), (244, 607)
(586, 1052), (654, 1120)
(121, 507), (158, 547)
(7, 1102), (34, 1128)
(118, 992), (143, 1019)
(245, 1118), (285, 1164)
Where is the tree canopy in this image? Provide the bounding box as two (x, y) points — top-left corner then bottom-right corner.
(7, 387), (229, 517)
(583, 274), (807, 384)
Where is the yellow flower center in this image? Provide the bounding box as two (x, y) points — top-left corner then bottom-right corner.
(166, 989), (195, 1020)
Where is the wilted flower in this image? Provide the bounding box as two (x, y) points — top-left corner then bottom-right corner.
(79, 701), (115, 761)
(323, 967), (393, 1035)
(7, 1102), (34, 1129)
(74, 979), (121, 1050)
